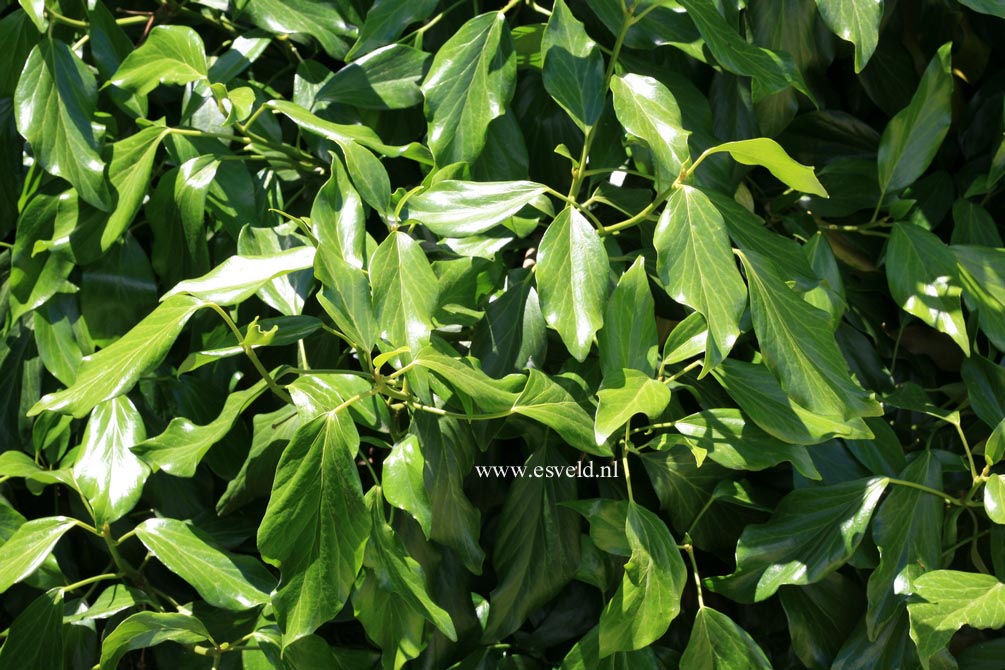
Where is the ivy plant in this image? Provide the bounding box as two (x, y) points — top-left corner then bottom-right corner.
(2, 0), (1005, 668)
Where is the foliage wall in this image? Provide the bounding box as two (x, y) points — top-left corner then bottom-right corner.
(2, 0), (1005, 668)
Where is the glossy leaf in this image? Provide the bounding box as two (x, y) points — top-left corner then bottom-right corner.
(405, 180), (549, 237)
(257, 412), (370, 642)
(15, 40), (111, 210)
(679, 607), (772, 670)
(163, 246), (315, 306)
(382, 434), (432, 537)
(985, 475), (1005, 524)
(111, 26), (209, 95)
(814, 0), (882, 72)
(700, 138), (828, 196)
(598, 257), (659, 377)
(0, 589), (63, 670)
(317, 44), (429, 110)
(29, 296), (205, 418)
(594, 369), (671, 445)
(370, 231), (439, 352)
(611, 73), (690, 191)
(0, 517), (75, 594)
(656, 186), (746, 371)
(598, 502), (687, 656)
(542, 0), (605, 130)
(877, 43), (953, 194)
(135, 518), (273, 610)
(72, 396), (149, 525)
(537, 208), (609, 362)
(99, 612), (213, 670)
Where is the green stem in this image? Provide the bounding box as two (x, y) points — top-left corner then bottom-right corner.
(101, 524), (143, 583)
(61, 573), (121, 594)
(47, 10), (88, 28)
(205, 303), (294, 405)
(680, 543), (706, 609)
(622, 427), (635, 502)
(887, 478), (965, 506)
(545, 187), (606, 230)
(405, 401), (513, 421)
(601, 186), (674, 236)
(663, 360), (702, 384)
(628, 421), (676, 438)
(956, 424), (979, 484)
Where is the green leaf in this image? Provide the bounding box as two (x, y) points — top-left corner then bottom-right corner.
(712, 359), (875, 444)
(908, 571), (1005, 667)
(370, 231), (439, 352)
(257, 412), (370, 642)
(598, 502), (687, 656)
(985, 475), (1005, 524)
(542, 0), (605, 130)
(339, 140), (391, 218)
(318, 44), (429, 110)
(673, 408), (821, 479)
(362, 488), (456, 640)
(962, 354), (1005, 429)
(877, 43), (953, 195)
(887, 223), (969, 354)
(0, 517), (75, 594)
(238, 0), (360, 60)
(421, 13), (514, 167)
(414, 347), (521, 414)
(383, 434), (432, 537)
(316, 250), (378, 351)
(72, 396), (149, 525)
(700, 138), (828, 197)
(679, 607), (772, 670)
(537, 208), (609, 362)
(14, 40), (112, 210)
(405, 180), (549, 237)
(10, 195), (73, 324)
(711, 477), (889, 602)
(135, 518), (274, 610)
(312, 155), (366, 269)
(814, 0), (882, 72)
(132, 379), (269, 477)
(958, 0), (1005, 18)
(677, 0), (813, 101)
(347, 0), (438, 59)
(594, 369), (671, 445)
(739, 249), (881, 421)
(99, 612), (213, 670)
(0, 589), (62, 670)
(780, 573), (864, 669)
(110, 26), (208, 95)
(611, 73), (690, 191)
(514, 369), (609, 456)
(163, 246), (315, 306)
(29, 295), (206, 419)
(656, 186), (746, 371)
(986, 418), (1005, 467)
(483, 446), (581, 641)
(867, 451), (943, 637)
(599, 257), (659, 378)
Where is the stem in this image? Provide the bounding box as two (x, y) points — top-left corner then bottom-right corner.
(943, 528), (991, 557)
(680, 543), (706, 609)
(622, 428), (635, 502)
(102, 524), (143, 583)
(601, 186), (674, 236)
(205, 303), (294, 405)
(664, 360), (702, 384)
(887, 478), (965, 506)
(687, 496), (716, 536)
(47, 10), (88, 28)
(956, 424), (979, 483)
(61, 573), (121, 594)
(545, 187), (606, 230)
(628, 421), (676, 438)
(405, 401), (513, 421)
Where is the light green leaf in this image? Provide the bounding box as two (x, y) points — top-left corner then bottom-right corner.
(0, 517), (75, 594)
(97, 127), (169, 253)
(679, 607), (772, 670)
(238, 0), (360, 60)
(514, 369), (609, 456)
(656, 186), (746, 372)
(599, 257), (660, 378)
(29, 295), (204, 419)
(14, 41), (111, 210)
(258, 412), (370, 642)
(383, 435), (432, 537)
(877, 43), (953, 195)
(594, 369), (671, 445)
(370, 231), (440, 352)
(739, 249), (881, 421)
(611, 73), (690, 191)
(0, 451), (76, 489)
(814, 0), (882, 72)
(483, 446), (581, 641)
(986, 418), (1005, 467)
(318, 44), (429, 110)
(163, 246), (315, 306)
(421, 12), (514, 167)
(362, 488), (456, 640)
(958, 0), (1005, 18)
(677, 0), (813, 101)
(711, 477), (889, 602)
(0, 589), (62, 670)
(237, 226), (314, 317)
(135, 518), (273, 610)
(700, 138), (828, 197)
(598, 502), (687, 656)
(132, 380), (269, 477)
(985, 475), (1005, 525)
(110, 26), (209, 95)
(99, 612), (213, 670)
(867, 451), (943, 637)
(316, 250), (377, 351)
(908, 571), (1005, 668)
(564, 498), (631, 557)
(405, 180), (549, 237)
(673, 408), (821, 479)
(72, 396), (149, 525)
(712, 359), (875, 444)
(414, 347), (521, 414)
(537, 208), (609, 362)
(339, 140), (391, 218)
(887, 223), (969, 354)
(542, 0), (605, 130)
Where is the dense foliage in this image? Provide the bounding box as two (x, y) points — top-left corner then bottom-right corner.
(3, 0), (1005, 667)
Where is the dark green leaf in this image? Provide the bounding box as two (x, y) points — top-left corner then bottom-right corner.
(318, 44), (429, 110)
(0, 589), (62, 670)
(598, 257), (659, 378)
(542, 0), (605, 130)
(347, 0), (438, 59)
(814, 0), (882, 72)
(679, 606), (772, 670)
(370, 231), (439, 352)
(99, 612), (213, 670)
